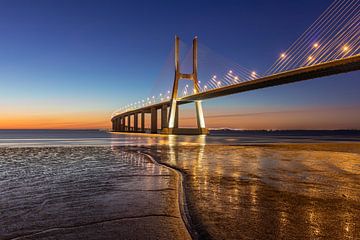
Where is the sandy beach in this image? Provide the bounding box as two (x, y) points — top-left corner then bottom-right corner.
(0, 146), (191, 240)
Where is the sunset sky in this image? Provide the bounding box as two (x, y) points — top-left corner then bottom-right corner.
(0, 0), (359, 130)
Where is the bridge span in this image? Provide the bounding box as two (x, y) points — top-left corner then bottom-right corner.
(111, 38), (359, 135)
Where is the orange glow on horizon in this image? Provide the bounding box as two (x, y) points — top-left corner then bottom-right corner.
(0, 106), (359, 130)
(0, 111), (111, 129)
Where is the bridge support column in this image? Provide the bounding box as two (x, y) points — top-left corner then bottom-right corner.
(141, 111), (145, 132)
(161, 105), (168, 130)
(119, 118), (123, 131)
(134, 113), (138, 132)
(116, 118), (122, 132)
(112, 119), (116, 131)
(174, 105), (179, 128)
(121, 117), (124, 131)
(195, 101), (205, 128)
(122, 116), (126, 132)
(116, 118), (120, 131)
(127, 115), (130, 132)
(112, 120), (116, 131)
(151, 107), (157, 134)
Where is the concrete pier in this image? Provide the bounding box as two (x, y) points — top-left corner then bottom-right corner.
(151, 107), (157, 134)
(141, 111), (145, 132)
(134, 113), (138, 132)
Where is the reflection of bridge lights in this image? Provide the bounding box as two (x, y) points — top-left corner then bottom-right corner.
(313, 43), (319, 48)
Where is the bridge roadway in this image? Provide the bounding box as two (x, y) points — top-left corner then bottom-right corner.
(111, 55), (360, 133)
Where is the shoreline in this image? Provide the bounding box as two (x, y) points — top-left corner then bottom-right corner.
(143, 152), (198, 240)
(141, 149), (213, 240)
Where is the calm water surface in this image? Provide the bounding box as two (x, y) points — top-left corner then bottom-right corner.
(1, 130), (359, 239)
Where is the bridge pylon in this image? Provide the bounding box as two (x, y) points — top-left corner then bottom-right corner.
(162, 36), (208, 135)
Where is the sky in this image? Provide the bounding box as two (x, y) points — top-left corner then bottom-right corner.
(0, 0), (359, 130)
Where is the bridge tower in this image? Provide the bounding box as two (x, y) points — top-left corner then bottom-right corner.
(162, 36), (208, 135)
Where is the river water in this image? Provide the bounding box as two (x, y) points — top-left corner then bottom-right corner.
(0, 130), (359, 239)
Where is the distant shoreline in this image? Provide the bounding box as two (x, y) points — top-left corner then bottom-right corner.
(0, 129), (359, 132)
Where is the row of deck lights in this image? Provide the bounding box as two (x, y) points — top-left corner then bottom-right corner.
(180, 69), (259, 97)
(279, 43), (351, 62)
(117, 90), (172, 114)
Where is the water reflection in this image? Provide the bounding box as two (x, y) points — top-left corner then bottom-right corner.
(147, 141), (360, 239)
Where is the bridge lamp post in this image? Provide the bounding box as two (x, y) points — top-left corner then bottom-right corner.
(251, 71), (257, 79)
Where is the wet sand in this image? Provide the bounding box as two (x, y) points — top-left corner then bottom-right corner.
(0, 146), (191, 240)
(1, 133), (360, 240)
(143, 142), (360, 240)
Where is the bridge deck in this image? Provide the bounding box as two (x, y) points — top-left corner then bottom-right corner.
(181, 55), (360, 101)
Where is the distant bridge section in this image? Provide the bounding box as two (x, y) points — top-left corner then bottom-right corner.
(111, 54), (359, 134)
(111, 0), (360, 134)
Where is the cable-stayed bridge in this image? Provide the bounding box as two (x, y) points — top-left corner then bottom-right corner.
(111, 0), (360, 135)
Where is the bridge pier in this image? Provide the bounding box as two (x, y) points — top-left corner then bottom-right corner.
(113, 118), (117, 131)
(116, 117), (123, 131)
(151, 107), (157, 134)
(134, 113), (138, 132)
(161, 105), (168, 130)
(141, 111), (145, 132)
(127, 115), (131, 132)
(174, 105), (179, 128)
(116, 118), (122, 131)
